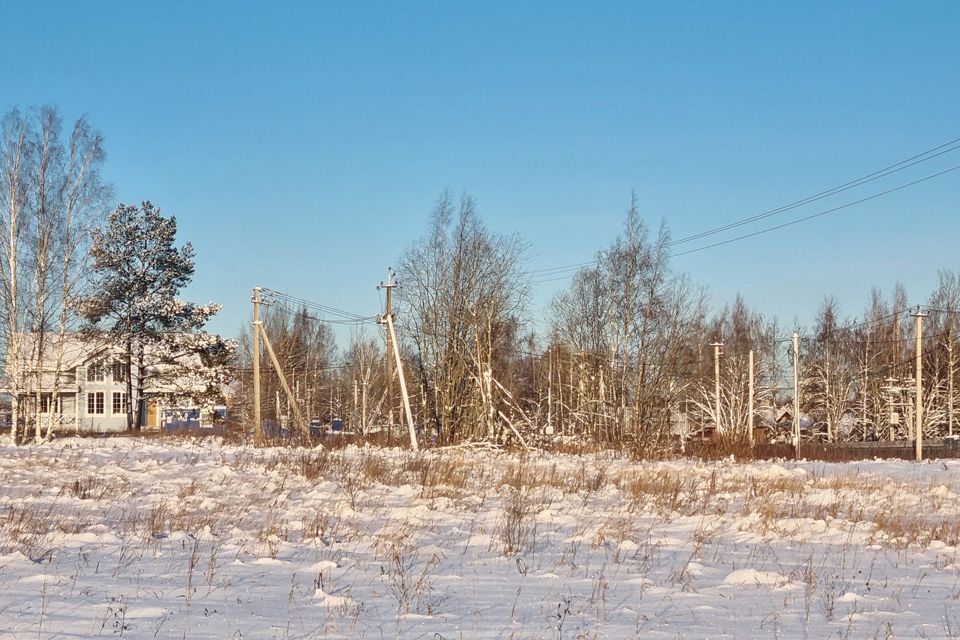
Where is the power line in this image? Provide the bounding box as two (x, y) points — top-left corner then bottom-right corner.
(669, 163), (960, 259)
(527, 137), (960, 284)
(669, 137), (960, 246)
(268, 299), (376, 326)
(261, 288), (370, 319)
(260, 288), (377, 325)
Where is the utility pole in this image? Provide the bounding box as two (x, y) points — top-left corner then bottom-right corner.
(894, 313), (901, 379)
(748, 349), (755, 448)
(862, 337), (870, 441)
(252, 287), (262, 440)
(949, 328), (955, 437)
(710, 342), (723, 435)
(792, 332), (800, 458)
(384, 312), (418, 450)
(353, 378), (358, 429)
(276, 390), (282, 428)
(913, 307), (928, 461)
(885, 377), (899, 441)
(547, 348), (553, 435)
(259, 326), (308, 436)
(378, 270), (397, 444)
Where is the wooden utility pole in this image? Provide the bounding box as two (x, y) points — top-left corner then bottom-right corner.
(748, 349), (755, 448)
(710, 342), (723, 435)
(252, 287), (262, 440)
(379, 270), (396, 444)
(792, 332), (800, 458)
(913, 307), (928, 461)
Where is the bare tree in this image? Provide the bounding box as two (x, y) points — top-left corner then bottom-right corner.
(691, 295), (779, 443)
(551, 195), (707, 452)
(0, 107), (109, 443)
(397, 192), (527, 445)
(345, 330), (384, 434)
(801, 297), (857, 442)
(924, 269), (960, 436)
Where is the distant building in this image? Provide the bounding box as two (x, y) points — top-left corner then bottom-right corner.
(2, 333), (224, 433)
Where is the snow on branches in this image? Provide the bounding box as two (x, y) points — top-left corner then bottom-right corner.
(81, 201), (232, 429)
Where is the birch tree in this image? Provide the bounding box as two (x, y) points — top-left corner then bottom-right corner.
(801, 297), (857, 441)
(0, 106), (109, 443)
(345, 332), (384, 433)
(551, 195), (707, 451)
(693, 295), (779, 442)
(397, 192), (527, 444)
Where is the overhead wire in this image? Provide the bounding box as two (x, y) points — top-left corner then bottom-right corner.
(260, 288), (378, 326)
(669, 163), (960, 259)
(527, 137), (960, 284)
(669, 137), (960, 246)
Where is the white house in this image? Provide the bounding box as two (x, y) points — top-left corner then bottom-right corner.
(3, 333), (224, 434)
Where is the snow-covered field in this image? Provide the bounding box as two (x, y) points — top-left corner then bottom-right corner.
(2, 438), (960, 639)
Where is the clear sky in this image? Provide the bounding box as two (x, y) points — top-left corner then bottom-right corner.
(2, 1), (959, 342)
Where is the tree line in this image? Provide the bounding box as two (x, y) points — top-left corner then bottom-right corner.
(237, 190), (960, 452)
(6, 106), (948, 451)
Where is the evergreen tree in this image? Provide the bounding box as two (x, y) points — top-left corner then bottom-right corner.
(81, 201), (231, 431)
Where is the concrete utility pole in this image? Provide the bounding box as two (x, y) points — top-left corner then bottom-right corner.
(547, 348), (553, 435)
(862, 337), (870, 441)
(949, 328), (955, 437)
(748, 349), (755, 448)
(710, 342), (723, 434)
(885, 376), (899, 441)
(384, 312), (418, 451)
(378, 270), (397, 444)
(913, 307), (928, 461)
(792, 332), (800, 458)
(252, 287), (262, 440)
(259, 326), (308, 435)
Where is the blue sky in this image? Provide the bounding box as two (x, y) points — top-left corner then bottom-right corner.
(2, 1), (959, 341)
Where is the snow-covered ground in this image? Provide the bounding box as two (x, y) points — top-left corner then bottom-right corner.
(2, 438), (960, 639)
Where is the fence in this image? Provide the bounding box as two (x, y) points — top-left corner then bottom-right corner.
(752, 439), (960, 461)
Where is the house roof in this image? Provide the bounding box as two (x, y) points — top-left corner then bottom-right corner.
(5, 332), (119, 372)
(4, 332), (224, 398)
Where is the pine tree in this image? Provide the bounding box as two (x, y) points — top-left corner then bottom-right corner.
(82, 201), (232, 431)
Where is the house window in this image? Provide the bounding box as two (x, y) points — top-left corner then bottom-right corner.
(87, 362), (105, 382)
(112, 392), (128, 415)
(39, 394), (55, 414)
(86, 392), (104, 415)
(112, 361), (129, 383)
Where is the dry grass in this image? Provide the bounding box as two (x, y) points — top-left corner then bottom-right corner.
(6, 437), (960, 640)
(3, 439), (959, 574)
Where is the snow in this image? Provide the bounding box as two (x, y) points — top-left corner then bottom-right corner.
(1, 438), (960, 638)
(722, 568), (791, 587)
